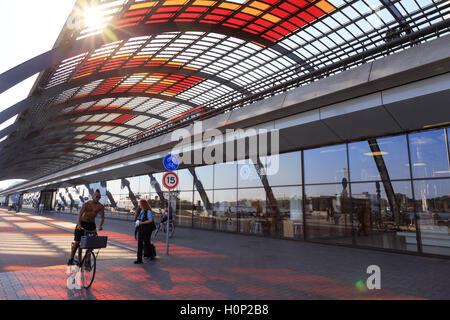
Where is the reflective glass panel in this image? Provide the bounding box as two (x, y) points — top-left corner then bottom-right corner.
(351, 181), (416, 252)
(272, 187), (303, 239)
(238, 159), (264, 188)
(264, 152), (302, 186)
(149, 172), (165, 194)
(174, 191), (193, 227)
(305, 184), (353, 244)
(214, 162), (237, 189)
(176, 169), (194, 191)
(213, 189), (237, 232)
(414, 179), (450, 256)
(193, 165), (214, 190)
(238, 188), (267, 235)
(107, 179), (122, 195)
(304, 144), (348, 184)
(409, 129), (450, 179)
(193, 190), (214, 230)
(349, 135), (410, 181)
(138, 175), (151, 194)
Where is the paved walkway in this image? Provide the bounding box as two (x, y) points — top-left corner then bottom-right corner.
(0, 208), (449, 300)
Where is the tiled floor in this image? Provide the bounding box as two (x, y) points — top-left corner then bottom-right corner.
(0, 208), (449, 300)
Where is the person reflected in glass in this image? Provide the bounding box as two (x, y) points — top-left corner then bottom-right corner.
(357, 203), (368, 236)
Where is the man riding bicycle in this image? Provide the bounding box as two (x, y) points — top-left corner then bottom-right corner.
(67, 189), (105, 265)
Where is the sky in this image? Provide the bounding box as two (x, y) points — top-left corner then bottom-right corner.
(0, 0), (77, 191)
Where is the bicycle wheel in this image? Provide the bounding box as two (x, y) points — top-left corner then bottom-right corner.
(152, 224), (160, 241)
(81, 250), (96, 289)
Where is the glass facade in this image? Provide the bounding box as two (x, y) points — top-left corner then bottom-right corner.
(54, 127), (450, 257)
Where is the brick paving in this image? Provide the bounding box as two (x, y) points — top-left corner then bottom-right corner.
(0, 207), (449, 300)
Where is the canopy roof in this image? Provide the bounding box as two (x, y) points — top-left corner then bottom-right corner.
(1, 0), (449, 180)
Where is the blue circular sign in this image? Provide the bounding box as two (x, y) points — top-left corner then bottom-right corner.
(163, 154), (179, 172)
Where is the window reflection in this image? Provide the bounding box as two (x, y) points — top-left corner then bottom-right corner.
(238, 188), (267, 235)
(138, 175), (151, 194)
(264, 152), (302, 186)
(272, 187), (303, 239)
(349, 135), (410, 181)
(352, 181), (416, 252)
(305, 184), (353, 244)
(409, 129), (450, 178)
(213, 189), (237, 232)
(304, 144), (348, 184)
(194, 165), (214, 190)
(174, 191), (193, 227)
(238, 159), (264, 188)
(193, 190), (214, 230)
(414, 179), (450, 256)
(214, 162), (237, 189)
(176, 169), (194, 191)
(107, 179), (122, 195)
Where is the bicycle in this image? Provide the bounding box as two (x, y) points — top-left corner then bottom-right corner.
(152, 218), (175, 241)
(72, 228), (108, 289)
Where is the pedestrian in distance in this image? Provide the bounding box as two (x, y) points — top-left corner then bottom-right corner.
(134, 199), (156, 264)
(38, 202), (44, 215)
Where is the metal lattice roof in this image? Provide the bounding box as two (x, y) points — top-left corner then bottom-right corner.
(0, 0), (449, 180)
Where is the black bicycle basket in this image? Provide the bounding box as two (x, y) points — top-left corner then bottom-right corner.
(80, 235), (108, 249)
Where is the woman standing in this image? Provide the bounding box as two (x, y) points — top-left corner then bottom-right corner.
(134, 199), (156, 264)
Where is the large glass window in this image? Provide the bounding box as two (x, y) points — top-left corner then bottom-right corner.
(272, 186), (303, 239)
(138, 175), (151, 194)
(238, 188), (267, 235)
(264, 152), (302, 186)
(304, 144), (348, 184)
(414, 179), (450, 256)
(304, 184), (353, 244)
(176, 169), (194, 191)
(193, 165), (214, 190)
(213, 189), (237, 232)
(214, 161), (237, 189)
(174, 191), (193, 227)
(107, 179), (122, 195)
(238, 159), (264, 188)
(351, 181), (416, 252)
(349, 135), (410, 181)
(409, 129), (450, 179)
(193, 190), (214, 230)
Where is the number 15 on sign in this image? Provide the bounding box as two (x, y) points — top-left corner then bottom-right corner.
(163, 172), (179, 190)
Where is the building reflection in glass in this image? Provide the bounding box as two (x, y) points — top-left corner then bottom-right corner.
(351, 181), (416, 252)
(193, 190), (214, 230)
(174, 191), (194, 227)
(305, 184), (353, 244)
(238, 188), (267, 235)
(349, 135), (411, 181)
(213, 189), (237, 232)
(414, 179), (450, 256)
(304, 144), (347, 184)
(409, 129), (450, 179)
(46, 127), (450, 257)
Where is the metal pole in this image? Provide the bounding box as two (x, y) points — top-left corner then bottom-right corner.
(166, 189), (170, 255)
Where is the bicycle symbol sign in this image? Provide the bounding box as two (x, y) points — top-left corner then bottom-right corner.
(163, 154), (179, 172)
(163, 172), (179, 190)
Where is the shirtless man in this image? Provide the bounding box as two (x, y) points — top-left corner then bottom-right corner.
(67, 189), (105, 265)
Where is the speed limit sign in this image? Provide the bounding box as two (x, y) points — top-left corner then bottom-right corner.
(163, 172), (179, 190)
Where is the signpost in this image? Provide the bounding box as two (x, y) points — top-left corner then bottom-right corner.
(162, 155), (179, 255)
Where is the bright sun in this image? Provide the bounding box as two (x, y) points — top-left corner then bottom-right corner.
(83, 7), (103, 28)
